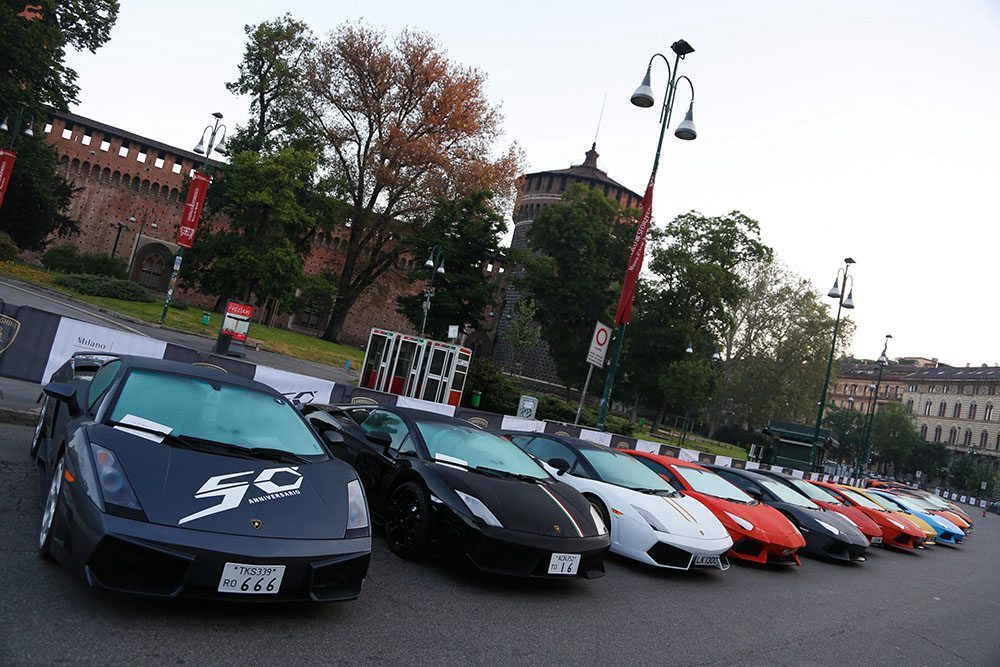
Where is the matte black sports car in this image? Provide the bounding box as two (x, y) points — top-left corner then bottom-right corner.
(704, 465), (870, 562)
(302, 405), (610, 578)
(31, 354), (371, 602)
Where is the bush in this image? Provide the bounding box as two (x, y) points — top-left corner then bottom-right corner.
(0, 233), (18, 261)
(464, 359), (521, 414)
(81, 253), (127, 279)
(54, 274), (154, 302)
(42, 244), (84, 273)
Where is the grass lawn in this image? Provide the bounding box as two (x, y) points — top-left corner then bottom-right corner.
(639, 428), (748, 460)
(0, 261), (364, 370)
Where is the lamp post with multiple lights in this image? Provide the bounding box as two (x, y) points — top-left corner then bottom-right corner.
(159, 112), (227, 324)
(0, 104), (35, 215)
(419, 246), (445, 336)
(596, 39), (698, 430)
(810, 257), (856, 470)
(857, 335), (892, 477)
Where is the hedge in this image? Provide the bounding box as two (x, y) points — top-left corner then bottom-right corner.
(54, 274), (154, 302)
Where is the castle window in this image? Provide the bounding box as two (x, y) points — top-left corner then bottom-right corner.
(969, 403), (977, 420)
(81, 133), (92, 146)
(154, 157), (165, 169)
(963, 429), (972, 446)
(100, 139), (110, 152)
(933, 426), (942, 443)
(948, 427), (957, 445)
(952, 402), (961, 419)
(985, 404), (993, 421)
(938, 401), (946, 417)
(980, 431), (988, 448)
(906, 399), (914, 413)
(136, 149), (147, 163)
(43, 123), (52, 133)
(486, 262), (494, 273)
(171, 162), (182, 174)
(61, 128), (73, 140)
(118, 145), (129, 158)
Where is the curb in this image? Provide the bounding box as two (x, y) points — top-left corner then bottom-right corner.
(0, 407), (38, 427)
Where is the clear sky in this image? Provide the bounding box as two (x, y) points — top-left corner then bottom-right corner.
(64, 0), (1000, 366)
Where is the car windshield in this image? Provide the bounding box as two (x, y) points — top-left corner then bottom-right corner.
(891, 494), (927, 511)
(415, 421), (549, 480)
(579, 448), (674, 492)
(759, 479), (816, 508)
(838, 488), (885, 510)
(868, 493), (905, 512)
(678, 467), (753, 503)
(109, 369), (325, 458)
(791, 479), (841, 504)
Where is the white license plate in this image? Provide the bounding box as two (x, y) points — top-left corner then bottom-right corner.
(871, 536), (883, 545)
(218, 562), (285, 594)
(547, 553), (581, 575)
(693, 555), (721, 568)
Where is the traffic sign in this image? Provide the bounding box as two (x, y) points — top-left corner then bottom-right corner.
(586, 321), (612, 368)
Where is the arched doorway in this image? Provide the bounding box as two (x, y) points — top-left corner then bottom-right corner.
(129, 242), (174, 292)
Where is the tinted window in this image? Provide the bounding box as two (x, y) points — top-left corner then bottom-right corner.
(307, 411), (343, 432)
(360, 410), (410, 450)
(677, 467), (754, 503)
(716, 470), (760, 495)
(634, 457), (683, 488)
(790, 479), (841, 504)
(579, 447), (674, 491)
(109, 370), (325, 456)
(88, 360), (121, 412)
(416, 421), (549, 480)
(507, 435), (535, 448)
(523, 437), (576, 467)
(838, 487), (885, 510)
(759, 479), (816, 508)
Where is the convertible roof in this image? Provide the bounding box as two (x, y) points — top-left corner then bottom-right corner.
(111, 355), (273, 393)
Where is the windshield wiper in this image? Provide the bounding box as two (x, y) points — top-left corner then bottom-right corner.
(631, 487), (676, 496)
(107, 420), (204, 450)
(107, 421), (312, 464)
(244, 447), (311, 465)
(473, 466), (542, 483)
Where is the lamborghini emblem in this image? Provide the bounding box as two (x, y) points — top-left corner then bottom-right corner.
(0, 315), (20, 355)
(553, 524), (561, 534)
(250, 519), (262, 530)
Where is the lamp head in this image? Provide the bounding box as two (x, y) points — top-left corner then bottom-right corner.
(630, 66), (655, 108)
(844, 257), (856, 265)
(424, 254), (435, 269)
(842, 290), (855, 309)
(827, 278), (841, 299)
(0, 118), (8, 133)
(212, 112), (223, 119)
(671, 39), (695, 57)
(674, 103), (697, 141)
(685, 343), (694, 354)
(193, 139), (206, 155)
(436, 261), (445, 275)
(22, 121), (33, 138)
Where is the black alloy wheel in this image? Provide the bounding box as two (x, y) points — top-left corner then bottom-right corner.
(384, 481), (431, 559)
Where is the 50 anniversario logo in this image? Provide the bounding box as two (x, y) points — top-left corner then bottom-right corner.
(0, 314), (20, 354)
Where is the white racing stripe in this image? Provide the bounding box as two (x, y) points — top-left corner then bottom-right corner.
(537, 484), (583, 537)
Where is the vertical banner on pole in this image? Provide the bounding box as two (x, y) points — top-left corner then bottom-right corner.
(0, 149), (17, 211)
(175, 171), (211, 248)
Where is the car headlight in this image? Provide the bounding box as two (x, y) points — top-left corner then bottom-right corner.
(456, 490), (503, 528)
(91, 444), (143, 515)
(725, 511), (754, 532)
(816, 519), (840, 536)
(346, 479), (369, 533)
(633, 505), (670, 533)
(589, 505), (608, 535)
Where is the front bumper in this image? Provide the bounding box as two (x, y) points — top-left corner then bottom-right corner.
(60, 510), (370, 602)
(800, 529), (868, 562)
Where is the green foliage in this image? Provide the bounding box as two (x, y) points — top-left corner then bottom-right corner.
(947, 457), (995, 495)
(824, 407), (866, 464)
(505, 298), (541, 373)
(0, 137), (78, 250)
(396, 191), (507, 339)
(42, 245), (126, 278)
(54, 274), (153, 302)
(520, 184), (636, 387)
(0, 232), (17, 261)
(863, 403), (947, 479)
(295, 272), (337, 314)
(463, 358), (521, 414)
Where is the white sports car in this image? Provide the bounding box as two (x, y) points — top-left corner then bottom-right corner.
(502, 431), (733, 570)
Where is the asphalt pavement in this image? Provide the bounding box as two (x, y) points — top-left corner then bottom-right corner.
(0, 423), (997, 666)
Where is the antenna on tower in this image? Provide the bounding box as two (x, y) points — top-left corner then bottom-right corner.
(593, 93), (607, 146)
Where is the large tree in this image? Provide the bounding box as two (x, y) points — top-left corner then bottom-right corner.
(520, 184), (636, 388)
(396, 191), (506, 340)
(302, 23), (521, 342)
(0, 0), (119, 249)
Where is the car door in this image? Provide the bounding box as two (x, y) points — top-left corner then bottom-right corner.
(356, 410), (414, 515)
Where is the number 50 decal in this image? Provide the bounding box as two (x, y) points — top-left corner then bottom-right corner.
(179, 467), (303, 524)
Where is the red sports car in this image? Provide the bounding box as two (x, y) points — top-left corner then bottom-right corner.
(754, 470), (884, 545)
(625, 451), (806, 565)
(812, 482), (926, 550)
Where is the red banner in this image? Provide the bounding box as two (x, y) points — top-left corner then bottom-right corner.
(613, 174), (655, 326)
(0, 149), (17, 212)
(175, 171), (211, 248)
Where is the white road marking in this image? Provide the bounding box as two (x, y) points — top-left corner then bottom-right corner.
(0, 279), (148, 336)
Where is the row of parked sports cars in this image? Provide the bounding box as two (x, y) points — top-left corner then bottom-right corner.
(31, 355), (974, 602)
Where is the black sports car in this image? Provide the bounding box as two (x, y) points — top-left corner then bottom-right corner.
(31, 354), (371, 602)
(301, 404), (611, 578)
(703, 465), (870, 562)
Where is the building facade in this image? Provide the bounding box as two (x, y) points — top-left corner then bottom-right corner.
(830, 362), (909, 413)
(39, 110), (424, 346)
(491, 144), (641, 388)
(904, 366), (1000, 471)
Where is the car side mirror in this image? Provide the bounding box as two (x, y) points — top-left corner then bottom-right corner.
(322, 430), (344, 446)
(365, 429), (393, 450)
(745, 487), (763, 501)
(548, 458), (570, 475)
(43, 382), (82, 417)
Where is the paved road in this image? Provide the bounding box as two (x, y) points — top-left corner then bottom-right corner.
(0, 424), (997, 666)
(0, 279), (357, 411)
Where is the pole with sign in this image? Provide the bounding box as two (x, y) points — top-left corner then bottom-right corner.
(214, 300), (253, 357)
(576, 321), (612, 425)
(0, 149), (17, 212)
(160, 170), (211, 323)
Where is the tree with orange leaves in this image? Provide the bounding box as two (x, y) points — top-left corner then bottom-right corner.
(302, 23), (522, 342)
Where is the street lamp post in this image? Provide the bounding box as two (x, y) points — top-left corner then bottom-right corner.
(810, 258), (856, 470)
(159, 112), (226, 324)
(858, 335), (892, 477)
(596, 39), (697, 430)
(126, 211), (158, 276)
(110, 216), (131, 258)
(0, 103), (34, 150)
(0, 103), (35, 216)
(419, 246), (445, 336)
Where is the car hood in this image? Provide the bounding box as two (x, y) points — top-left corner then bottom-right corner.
(770, 502), (870, 547)
(430, 464), (601, 538)
(819, 503), (883, 537)
(88, 424), (359, 539)
(693, 494), (804, 544)
(625, 489), (730, 541)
